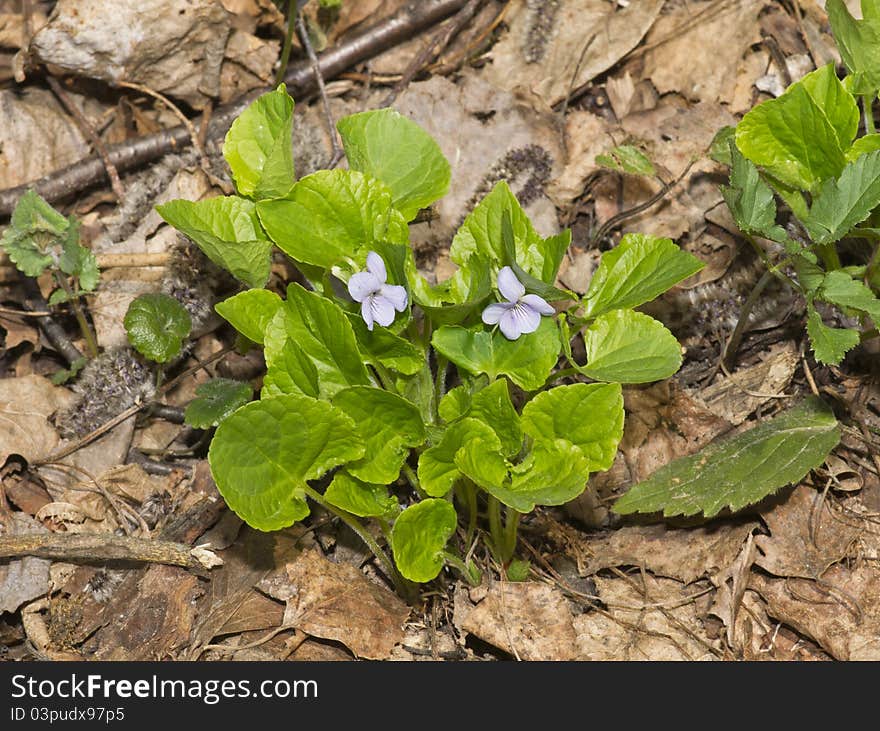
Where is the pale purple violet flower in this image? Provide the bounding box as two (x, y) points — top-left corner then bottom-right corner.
(347, 251), (408, 331)
(482, 266), (555, 340)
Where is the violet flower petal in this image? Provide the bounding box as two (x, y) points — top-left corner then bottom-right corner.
(481, 302), (511, 325)
(369, 295), (396, 327)
(366, 251), (387, 282)
(521, 293), (555, 316)
(497, 266), (526, 302)
(348, 271), (382, 302)
(361, 298), (375, 330)
(379, 283), (408, 312)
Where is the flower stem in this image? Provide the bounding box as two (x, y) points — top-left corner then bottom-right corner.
(487, 495), (505, 563)
(54, 272), (98, 358)
(864, 95), (876, 135)
(274, 0), (298, 87)
(441, 550), (481, 586)
(457, 480), (478, 549)
(304, 485), (417, 602)
(402, 463), (427, 500)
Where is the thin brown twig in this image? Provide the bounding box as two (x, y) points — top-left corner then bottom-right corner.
(117, 80), (205, 160)
(296, 11), (343, 168)
(0, 532), (213, 571)
(0, 0), (469, 216)
(588, 159), (696, 247)
(46, 76), (126, 203)
(36, 346), (235, 465)
(381, 0), (481, 108)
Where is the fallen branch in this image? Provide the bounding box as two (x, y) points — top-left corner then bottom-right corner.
(0, 532), (219, 571)
(0, 0), (468, 216)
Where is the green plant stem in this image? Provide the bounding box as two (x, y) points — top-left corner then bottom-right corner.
(53, 272), (98, 358)
(722, 268), (775, 370)
(441, 550), (480, 586)
(864, 95), (876, 135)
(502, 507), (520, 562)
(542, 366), (579, 387)
(402, 463), (427, 500)
(304, 485), (417, 602)
(274, 0), (298, 86)
(457, 480), (478, 549)
(817, 242), (841, 272)
(434, 354), (448, 407)
(487, 499), (519, 564)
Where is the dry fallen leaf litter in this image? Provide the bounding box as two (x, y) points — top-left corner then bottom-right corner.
(0, 0), (876, 663)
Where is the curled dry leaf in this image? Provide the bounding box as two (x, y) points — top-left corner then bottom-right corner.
(0, 88), (103, 190)
(457, 580), (580, 661)
(485, 0), (664, 107)
(258, 548), (410, 660)
(751, 565), (880, 660)
(0, 374), (75, 465)
(580, 521), (759, 585)
(755, 487), (859, 580)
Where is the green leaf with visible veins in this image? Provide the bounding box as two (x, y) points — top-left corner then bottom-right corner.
(418, 418), (503, 497)
(262, 338), (320, 398)
(222, 84), (295, 199)
(721, 142), (786, 241)
(215, 289), (283, 345)
(391, 499), (458, 583)
(124, 293), (191, 363)
(256, 169), (408, 269)
(208, 395), (364, 531)
(156, 197), (273, 289)
(806, 308), (861, 365)
(432, 318), (560, 391)
(817, 269), (880, 324)
(463, 379), (523, 458)
(324, 472), (398, 518)
(582, 234), (704, 318)
(578, 310), (683, 383)
(521, 383), (623, 472)
(449, 181), (560, 282)
(735, 64), (858, 192)
(1, 189), (72, 277)
(184, 378), (253, 429)
(614, 396), (840, 517)
(457, 437), (591, 513)
(332, 386), (425, 484)
(802, 150), (880, 245)
(337, 108), (451, 221)
(346, 313), (424, 375)
(263, 283), (370, 398)
(827, 0), (880, 95)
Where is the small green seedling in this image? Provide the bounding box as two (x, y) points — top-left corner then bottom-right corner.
(1, 190), (100, 358)
(157, 84), (703, 599)
(717, 19), (880, 366)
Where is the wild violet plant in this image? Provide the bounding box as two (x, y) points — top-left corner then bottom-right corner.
(156, 84), (703, 598)
(717, 1), (880, 366)
(1, 190), (100, 366)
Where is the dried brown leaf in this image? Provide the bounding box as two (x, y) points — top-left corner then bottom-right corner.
(0, 513), (51, 614)
(485, 0), (664, 107)
(457, 580), (580, 660)
(755, 487), (859, 580)
(751, 565), (880, 660)
(581, 521), (758, 585)
(0, 375), (74, 465)
(258, 548), (410, 660)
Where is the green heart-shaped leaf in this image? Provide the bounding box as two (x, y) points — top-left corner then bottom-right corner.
(208, 395), (364, 531)
(391, 499), (458, 583)
(124, 293), (191, 363)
